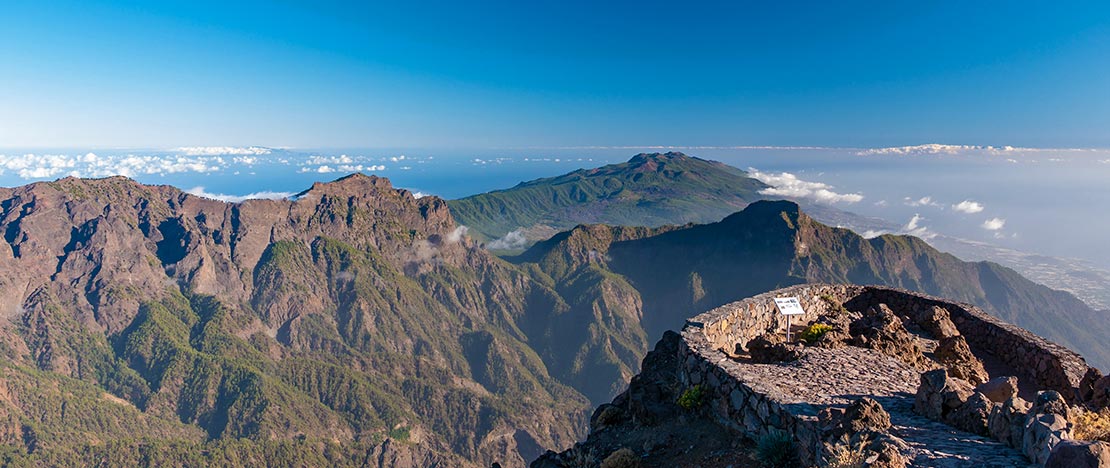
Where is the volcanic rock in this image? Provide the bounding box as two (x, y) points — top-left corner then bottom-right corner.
(935, 335), (990, 385)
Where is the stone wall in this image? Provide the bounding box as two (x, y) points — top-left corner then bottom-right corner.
(678, 327), (826, 462)
(844, 287), (1092, 399)
(677, 283), (1099, 465)
(690, 284), (864, 353)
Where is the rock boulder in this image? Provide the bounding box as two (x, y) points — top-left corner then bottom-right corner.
(849, 304), (930, 369)
(1045, 440), (1110, 468)
(988, 396), (1031, 449)
(935, 335), (990, 385)
(976, 376), (1019, 403)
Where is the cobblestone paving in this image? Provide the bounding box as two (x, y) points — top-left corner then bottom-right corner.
(729, 347), (1032, 467)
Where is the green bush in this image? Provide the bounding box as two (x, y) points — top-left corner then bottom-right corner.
(755, 429), (798, 468)
(799, 323), (834, 344)
(676, 385), (705, 410)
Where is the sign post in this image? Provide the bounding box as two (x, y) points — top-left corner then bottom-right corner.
(773, 297), (806, 342)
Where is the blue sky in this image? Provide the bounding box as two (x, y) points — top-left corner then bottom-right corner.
(2, 1), (1109, 149)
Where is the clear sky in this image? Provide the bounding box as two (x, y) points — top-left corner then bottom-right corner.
(2, 1), (1109, 149)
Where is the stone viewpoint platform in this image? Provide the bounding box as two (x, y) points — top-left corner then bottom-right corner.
(678, 284), (1101, 467)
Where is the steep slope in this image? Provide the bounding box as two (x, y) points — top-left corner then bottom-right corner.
(0, 174), (587, 467)
(511, 201), (1109, 404)
(449, 152), (768, 241)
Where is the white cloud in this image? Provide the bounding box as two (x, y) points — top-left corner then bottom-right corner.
(447, 226), (468, 243)
(904, 196), (940, 208)
(0, 151), (236, 180)
(982, 217), (1006, 231)
(861, 229), (888, 239)
(952, 200), (985, 214)
(185, 186), (294, 203)
(858, 144), (993, 156)
(901, 214), (935, 239)
(487, 229), (529, 250)
(176, 146), (271, 156)
(856, 143), (1102, 157)
(305, 154), (354, 165)
(748, 169), (864, 204)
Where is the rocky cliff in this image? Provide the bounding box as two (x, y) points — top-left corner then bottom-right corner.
(0, 174), (586, 467)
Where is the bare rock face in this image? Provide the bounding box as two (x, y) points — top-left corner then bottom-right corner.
(1032, 390), (1072, 419)
(976, 376), (1019, 403)
(1045, 440), (1110, 468)
(934, 335), (990, 385)
(915, 369), (974, 421)
(867, 440), (908, 468)
(948, 392), (994, 436)
(1024, 391), (1075, 466)
(819, 398), (906, 468)
(989, 396), (1032, 449)
(747, 333), (802, 363)
(849, 304), (930, 369)
(914, 368), (996, 435)
(1091, 375), (1110, 410)
(913, 305), (961, 339)
(1079, 368), (1103, 403)
(819, 397), (892, 443)
(812, 329), (851, 349)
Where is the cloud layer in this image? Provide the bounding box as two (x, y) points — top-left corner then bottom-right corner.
(185, 187), (294, 203)
(487, 229), (529, 250)
(175, 146), (272, 156)
(748, 169), (864, 204)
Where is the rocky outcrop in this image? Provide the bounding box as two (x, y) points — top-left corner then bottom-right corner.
(819, 397), (892, 442)
(1045, 440), (1110, 468)
(935, 335), (991, 385)
(910, 305), (961, 339)
(533, 332), (753, 468)
(540, 283), (1095, 467)
(914, 369), (995, 435)
(977, 376), (1020, 403)
(1023, 391), (1075, 466)
(989, 396), (1033, 449)
(746, 333), (803, 363)
(848, 304), (931, 370)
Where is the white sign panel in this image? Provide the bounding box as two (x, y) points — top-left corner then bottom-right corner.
(774, 297), (805, 316)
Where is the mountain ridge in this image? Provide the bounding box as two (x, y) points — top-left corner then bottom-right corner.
(0, 173), (1104, 466)
(449, 152), (769, 241)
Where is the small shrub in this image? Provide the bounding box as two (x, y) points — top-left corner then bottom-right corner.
(819, 295), (849, 315)
(823, 434), (870, 468)
(799, 323), (834, 344)
(593, 404), (624, 427)
(600, 448), (641, 468)
(755, 429), (798, 468)
(387, 426), (410, 442)
(1074, 407), (1110, 442)
(676, 385), (705, 410)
